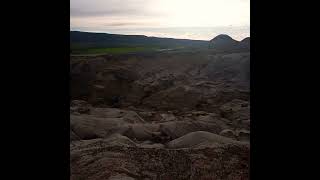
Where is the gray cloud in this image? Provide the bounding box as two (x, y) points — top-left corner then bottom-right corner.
(70, 0), (155, 17)
(104, 22), (155, 27)
(70, 8), (142, 17)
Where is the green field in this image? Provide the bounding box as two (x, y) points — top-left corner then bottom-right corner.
(71, 46), (161, 55)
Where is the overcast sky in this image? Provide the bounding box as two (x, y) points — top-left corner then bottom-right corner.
(70, 0), (250, 40)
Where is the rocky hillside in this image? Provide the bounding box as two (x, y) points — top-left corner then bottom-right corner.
(70, 37), (250, 179)
(70, 51), (250, 109)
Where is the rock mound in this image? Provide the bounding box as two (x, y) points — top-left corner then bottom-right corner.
(166, 131), (247, 149)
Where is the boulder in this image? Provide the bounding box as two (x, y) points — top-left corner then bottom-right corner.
(236, 129), (250, 142)
(70, 130), (80, 141)
(219, 129), (237, 139)
(70, 114), (130, 140)
(139, 143), (165, 149)
(70, 100), (91, 114)
(104, 134), (137, 147)
(70, 134), (137, 151)
(220, 99), (250, 123)
(167, 131), (247, 149)
(90, 108), (145, 123)
(108, 174), (136, 180)
(159, 120), (223, 140)
(123, 124), (154, 141)
(159, 113), (177, 121)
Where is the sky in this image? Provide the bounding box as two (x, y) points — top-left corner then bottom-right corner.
(70, 0), (250, 41)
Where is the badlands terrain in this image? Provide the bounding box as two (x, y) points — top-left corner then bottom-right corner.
(70, 33), (250, 180)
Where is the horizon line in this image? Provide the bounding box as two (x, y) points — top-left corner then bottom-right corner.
(70, 30), (250, 42)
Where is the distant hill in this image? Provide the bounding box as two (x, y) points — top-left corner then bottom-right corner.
(209, 35), (250, 52)
(70, 31), (249, 54)
(70, 31), (209, 49)
(239, 37), (250, 49)
(209, 34), (238, 49)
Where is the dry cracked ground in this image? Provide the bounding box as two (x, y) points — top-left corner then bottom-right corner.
(70, 49), (250, 180)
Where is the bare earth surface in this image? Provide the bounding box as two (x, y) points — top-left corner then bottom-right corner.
(70, 47), (250, 180)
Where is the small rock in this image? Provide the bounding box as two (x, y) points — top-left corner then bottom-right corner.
(140, 143), (164, 149)
(191, 111), (208, 116)
(219, 129), (236, 139)
(71, 100), (88, 107)
(108, 174), (136, 180)
(93, 84), (105, 89)
(207, 99), (214, 104)
(236, 129), (250, 142)
(160, 113), (176, 121)
(139, 112), (154, 117)
(185, 113), (193, 117)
